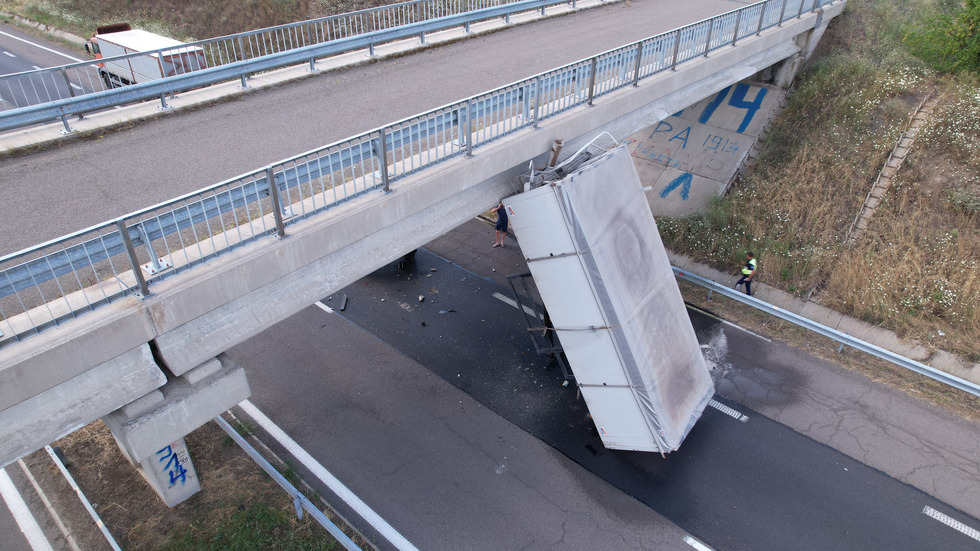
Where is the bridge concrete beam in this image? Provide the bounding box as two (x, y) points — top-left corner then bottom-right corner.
(0, 344), (165, 468)
(0, 1), (844, 470)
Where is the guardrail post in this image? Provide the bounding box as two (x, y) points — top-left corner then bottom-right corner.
(732, 9), (743, 46)
(704, 18), (714, 56)
(632, 42), (644, 86)
(572, 0), (577, 9)
(59, 68), (76, 98)
(587, 57), (597, 105)
(265, 167), (288, 238)
(670, 30), (682, 70)
(158, 93), (172, 110)
(117, 219), (151, 297)
(377, 127), (391, 192)
(532, 75), (541, 128)
(464, 21), (471, 33)
(778, 0), (788, 25)
(59, 115), (75, 135)
(465, 98), (475, 156)
(418, 1), (427, 44)
(756, 4), (767, 35)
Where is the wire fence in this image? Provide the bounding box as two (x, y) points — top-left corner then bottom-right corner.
(0, 0), (838, 347)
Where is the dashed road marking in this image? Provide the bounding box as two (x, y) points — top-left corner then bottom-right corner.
(708, 399), (749, 422)
(923, 505), (980, 542)
(492, 291), (541, 319)
(69, 83), (82, 90)
(0, 468), (54, 551)
(684, 535), (715, 551)
(0, 31), (84, 62)
(239, 399), (420, 551)
(2, 51), (16, 58)
(31, 65), (42, 70)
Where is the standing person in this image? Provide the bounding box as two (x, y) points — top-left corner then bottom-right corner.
(491, 201), (509, 248)
(734, 252), (757, 296)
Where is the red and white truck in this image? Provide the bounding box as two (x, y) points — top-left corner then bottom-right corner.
(85, 23), (207, 89)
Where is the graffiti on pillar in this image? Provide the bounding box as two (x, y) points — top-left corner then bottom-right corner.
(156, 443), (190, 486)
(659, 172), (693, 200)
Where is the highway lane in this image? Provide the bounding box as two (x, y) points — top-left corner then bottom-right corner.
(0, 24), (96, 109)
(0, 0), (742, 255)
(325, 249), (980, 550)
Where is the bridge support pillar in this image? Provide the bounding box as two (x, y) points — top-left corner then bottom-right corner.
(773, 53), (804, 89)
(102, 354), (251, 507)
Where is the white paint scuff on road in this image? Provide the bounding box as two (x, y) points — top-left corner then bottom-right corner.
(0, 468), (54, 551)
(238, 400), (420, 551)
(708, 399), (749, 423)
(315, 301), (334, 314)
(683, 535), (715, 551)
(922, 505), (980, 542)
(2, 51), (15, 58)
(0, 31), (84, 62)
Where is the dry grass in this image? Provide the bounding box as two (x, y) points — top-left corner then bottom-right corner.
(50, 419), (348, 550)
(658, 0), (980, 360)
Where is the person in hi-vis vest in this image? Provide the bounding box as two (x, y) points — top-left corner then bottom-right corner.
(735, 252), (757, 296)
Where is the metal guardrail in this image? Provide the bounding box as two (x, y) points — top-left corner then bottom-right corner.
(214, 416), (361, 550)
(0, 0), (588, 132)
(0, 0), (837, 347)
(672, 267), (980, 399)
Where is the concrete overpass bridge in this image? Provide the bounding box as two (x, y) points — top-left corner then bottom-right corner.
(0, 0), (843, 503)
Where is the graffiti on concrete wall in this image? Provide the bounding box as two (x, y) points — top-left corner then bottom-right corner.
(625, 81), (784, 216)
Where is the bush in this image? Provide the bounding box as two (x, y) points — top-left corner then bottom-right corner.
(906, 0), (980, 74)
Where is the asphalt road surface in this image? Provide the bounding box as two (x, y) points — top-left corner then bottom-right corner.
(324, 249), (980, 550)
(0, 0), (742, 255)
(0, 24), (95, 109)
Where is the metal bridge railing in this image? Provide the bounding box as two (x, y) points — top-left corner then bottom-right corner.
(0, 0), (837, 347)
(0, 0), (588, 132)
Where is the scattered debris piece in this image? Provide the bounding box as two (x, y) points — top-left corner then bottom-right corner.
(438, 309), (456, 315)
(418, 295), (425, 302)
(340, 295), (348, 311)
(420, 321), (427, 326)
(430, 268), (438, 272)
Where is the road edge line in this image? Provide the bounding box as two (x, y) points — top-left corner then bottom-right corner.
(238, 399), (420, 551)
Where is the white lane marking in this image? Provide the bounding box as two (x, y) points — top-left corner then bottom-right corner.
(2, 51), (15, 58)
(17, 460), (80, 551)
(0, 31), (84, 62)
(314, 300), (334, 314)
(492, 291), (542, 319)
(684, 535), (715, 551)
(708, 399), (749, 422)
(239, 400), (420, 551)
(31, 65), (42, 70)
(923, 505), (980, 542)
(69, 83), (82, 90)
(0, 468), (54, 551)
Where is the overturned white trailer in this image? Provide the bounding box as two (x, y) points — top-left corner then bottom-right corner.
(504, 145), (713, 453)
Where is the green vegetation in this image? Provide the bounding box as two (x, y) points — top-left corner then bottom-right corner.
(906, 0), (980, 74)
(162, 500), (338, 551)
(659, 0), (980, 358)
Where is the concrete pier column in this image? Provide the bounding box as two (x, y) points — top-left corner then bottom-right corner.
(103, 354), (251, 507)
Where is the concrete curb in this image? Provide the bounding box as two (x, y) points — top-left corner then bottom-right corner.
(666, 249), (980, 386)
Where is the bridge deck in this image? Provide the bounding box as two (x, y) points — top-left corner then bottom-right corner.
(0, 0), (737, 256)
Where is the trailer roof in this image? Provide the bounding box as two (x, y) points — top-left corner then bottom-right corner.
(97, 29), (189, 52)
